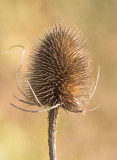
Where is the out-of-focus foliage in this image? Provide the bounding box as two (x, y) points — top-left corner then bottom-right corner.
(0, 0), (117, 160)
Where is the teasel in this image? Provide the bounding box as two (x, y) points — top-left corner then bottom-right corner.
(10, 24), (100, 160)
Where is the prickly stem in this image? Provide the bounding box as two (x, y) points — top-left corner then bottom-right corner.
(48, 108), (59, 160)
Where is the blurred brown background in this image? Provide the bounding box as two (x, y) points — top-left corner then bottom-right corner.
(0, 0), (117, 160)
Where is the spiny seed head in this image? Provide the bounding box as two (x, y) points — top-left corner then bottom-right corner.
(24, 24), (93, 113)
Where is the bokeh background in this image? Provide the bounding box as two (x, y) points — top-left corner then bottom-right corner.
(0, 0), (117, 160)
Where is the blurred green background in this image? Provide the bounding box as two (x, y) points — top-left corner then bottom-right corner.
(0, 0), (117, 160)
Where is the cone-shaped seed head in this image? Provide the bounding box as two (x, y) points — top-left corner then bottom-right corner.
(24, 24), (93, 113)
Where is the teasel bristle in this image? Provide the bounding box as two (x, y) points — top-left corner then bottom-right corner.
(23, 24), (93, 113)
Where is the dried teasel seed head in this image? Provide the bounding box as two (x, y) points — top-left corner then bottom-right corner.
(24, 24), (93, 113)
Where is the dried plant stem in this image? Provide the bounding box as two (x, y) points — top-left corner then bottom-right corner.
(48, 108), (59, 160)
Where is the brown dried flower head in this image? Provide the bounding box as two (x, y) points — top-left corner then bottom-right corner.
(11, 24), (95, 113)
